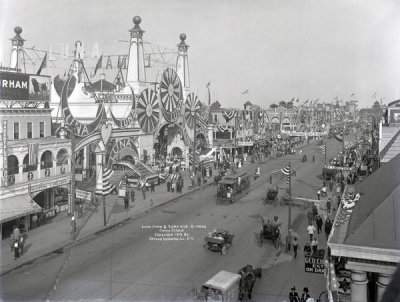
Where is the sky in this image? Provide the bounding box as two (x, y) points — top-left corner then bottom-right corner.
(1, 0), (399, 109)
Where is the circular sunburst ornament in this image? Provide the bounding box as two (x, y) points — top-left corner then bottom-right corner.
(137, 88), (159, 133)
(184, 93), (201, 128)
(159, 68), (182, 121)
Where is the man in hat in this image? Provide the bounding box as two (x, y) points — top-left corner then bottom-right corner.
(289, 286), (300, 302)
(301, 287), (311, 302)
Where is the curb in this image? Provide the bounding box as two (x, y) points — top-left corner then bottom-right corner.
(0, 181), (215, 276)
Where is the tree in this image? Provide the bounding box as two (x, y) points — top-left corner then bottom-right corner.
(286, 101), (294, 109)
(270, 103), (278, 109)
(279, 100), (286, 108)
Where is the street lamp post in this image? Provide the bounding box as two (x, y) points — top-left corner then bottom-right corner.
(288, 161), (292, 230)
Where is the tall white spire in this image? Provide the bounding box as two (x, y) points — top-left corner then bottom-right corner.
(176, 33), (190, 89)
(9, 26), (25, 72)
(126, 16), (146, 93)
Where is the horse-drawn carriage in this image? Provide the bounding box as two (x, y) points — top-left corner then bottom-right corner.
(258, 217), (280, 248)
(216, 171), (250, 204)
(193, 266), (262, 302)
(204, 230), (235, 255)
(264, 188), (278, 205)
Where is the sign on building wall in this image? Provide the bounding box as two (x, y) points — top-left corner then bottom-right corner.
(76, 189), (91, 201)
(0, 71), (51, 101)
(304, 255), (325, 274)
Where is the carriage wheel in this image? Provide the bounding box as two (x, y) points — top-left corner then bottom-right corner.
(221, 245), (227, 255)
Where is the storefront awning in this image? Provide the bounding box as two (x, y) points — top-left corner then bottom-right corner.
(0, 194), (42, 223)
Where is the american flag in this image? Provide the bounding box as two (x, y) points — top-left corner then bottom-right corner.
(28, 143), (39, 165)
(102, 167), (115, 195)
(320, 144), (326, 156)
(271, 165), (290, 185)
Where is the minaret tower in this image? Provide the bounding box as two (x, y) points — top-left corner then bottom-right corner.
(9, 26), (25, 72)
(176, 33), (190, 99)
(126, 16), (146, 94)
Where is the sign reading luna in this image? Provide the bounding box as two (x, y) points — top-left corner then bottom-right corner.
(110, 87), (136, 128)
(108, 137), (139, 168)
(0, 71), (50, 101)
(61, 75), (105, 137)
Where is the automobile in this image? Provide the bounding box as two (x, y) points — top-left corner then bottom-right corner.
(193, 270), (241, 302)
(204, 229), (235, 255)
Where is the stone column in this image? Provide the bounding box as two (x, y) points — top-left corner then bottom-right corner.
(351, 270), (368, 302)
(19, 164), (23, 182)
(376, 273), (392, 302)
(37, 158), (41, 179)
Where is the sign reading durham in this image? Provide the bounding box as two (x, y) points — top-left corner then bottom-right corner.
(0, 71), (51, 101)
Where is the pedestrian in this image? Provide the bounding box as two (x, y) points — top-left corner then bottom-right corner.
(14, 240), (20, 260)
(326, 198), (331, 213)
(289, 286), (300, 302)
(329, 178), (333, 192)
(303, 242), (312, 255)
(292, 237), (299, 259)
(31, 214), (38, 229)
(124, 193), (129, 209)
(10, 233), (15, 252)
(292, 168), (296, 177)
(317, 189), (321, 200)
(312, 155), (315, 162)
(321, 186), (327, 197)
(307, 209), (313, 225)
(306, 223), (316, 242)
(19, 236), (25, 255)
(301, 287), (311, 302)
(316, 215), (323, 234)
(270, 174), (272, 184)
(142, 188), (146, 200)
(325, 218), (332, 239)
(13, 225), (21, 239)
(311, 237), (319, 254)
(71, 216), (76, 233)
(130, 189), (135, 204)
(285, 229), (293, 253)
(167, 180), (171, 192)
(197, 176), (202, 187)
(312, 203), (318, 219)
(151, 182), (155, 192)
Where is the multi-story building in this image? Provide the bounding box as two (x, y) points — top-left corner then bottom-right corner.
(0, 27), (71, 238)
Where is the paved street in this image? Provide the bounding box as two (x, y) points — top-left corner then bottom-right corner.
(0, 139), (343, 301)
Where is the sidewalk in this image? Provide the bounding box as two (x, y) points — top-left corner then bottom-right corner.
(1, 162), (261, 275)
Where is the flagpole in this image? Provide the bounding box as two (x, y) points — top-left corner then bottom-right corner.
(70, 129), (76, 218)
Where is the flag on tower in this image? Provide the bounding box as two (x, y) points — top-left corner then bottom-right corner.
(241, 89), (249, 95)
(271, 165), (290, 185)
(102, 167), (115, 195)
(36, 52), (47, 75)
(92, 55), (103, 78)
(206, 81), (211, 88)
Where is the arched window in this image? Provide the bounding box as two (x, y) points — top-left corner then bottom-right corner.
(23, 154), (37, 172)
(7, 155), (19, 174)
(40, 150), (53, 169)
(56, 148), (68, 166)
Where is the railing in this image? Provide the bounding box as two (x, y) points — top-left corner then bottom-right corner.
(1, 165), (71, 187)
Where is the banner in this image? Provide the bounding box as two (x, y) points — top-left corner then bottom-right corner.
(76, 189), (91, 201)
(0, 71), (50, 101)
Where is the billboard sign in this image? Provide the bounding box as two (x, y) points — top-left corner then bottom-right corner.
(304, 255), (325, 274)
(0, 71), (51, 101)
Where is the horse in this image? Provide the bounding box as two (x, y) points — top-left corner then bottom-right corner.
(238, 265), (262, 301)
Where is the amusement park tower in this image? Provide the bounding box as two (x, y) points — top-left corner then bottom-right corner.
(126, 16), (146, 94)
(9, 27), (25, 72)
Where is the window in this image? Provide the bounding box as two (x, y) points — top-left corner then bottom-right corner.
(27, 122), (32, 139)
(13, 122), (19, 139)
(40, 122), (45, 138)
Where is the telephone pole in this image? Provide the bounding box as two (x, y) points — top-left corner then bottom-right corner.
(288, 161), (292, 230)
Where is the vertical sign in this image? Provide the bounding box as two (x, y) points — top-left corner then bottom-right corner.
(2, 121), (8, 186)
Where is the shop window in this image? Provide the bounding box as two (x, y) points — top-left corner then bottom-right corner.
(27, 122), (33, 139)
(40, 122), (45, 138)
(14, 122), (19, 139)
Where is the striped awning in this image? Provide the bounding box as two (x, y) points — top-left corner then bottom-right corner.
(0, 194), (42, 223)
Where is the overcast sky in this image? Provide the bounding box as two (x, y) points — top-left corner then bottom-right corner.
(1, 0), (399, 108)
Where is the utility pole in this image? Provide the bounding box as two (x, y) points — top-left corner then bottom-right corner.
(288, 161), (292, 230)
(192, 112), (197, 176)
(70, 129), (76, 217)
